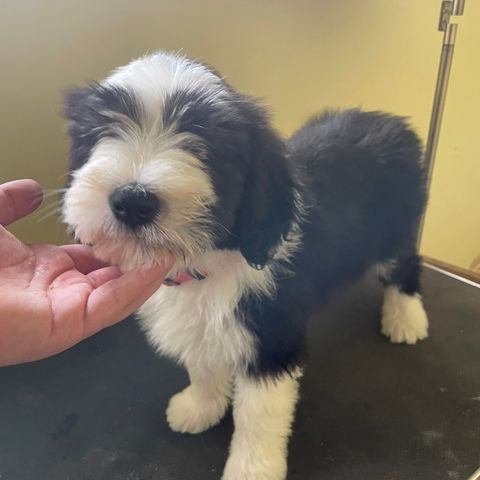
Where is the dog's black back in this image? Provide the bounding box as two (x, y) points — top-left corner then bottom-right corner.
(242, 109), (427, 377)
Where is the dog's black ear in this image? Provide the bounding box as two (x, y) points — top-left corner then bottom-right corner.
(64, 87), (101, 173)
(233, 111), (296, 269)
(64, 84), (142, 173)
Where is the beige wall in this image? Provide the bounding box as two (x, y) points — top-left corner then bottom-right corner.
(419, 3), (480, 270)
(0, 1), (478, 269)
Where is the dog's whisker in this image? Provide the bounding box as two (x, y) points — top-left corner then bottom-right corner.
(35, 206), (63, 223)
(38, 189), (66, 201)
(32, 200), (61, 216)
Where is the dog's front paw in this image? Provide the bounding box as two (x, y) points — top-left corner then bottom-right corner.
(166, 386), (228, 434)
(222, 452), (287, 480)
(381, 288), (429, 345)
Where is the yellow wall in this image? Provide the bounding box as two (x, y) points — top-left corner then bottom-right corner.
(0, 1), (477, 269)
(419, 3), (480, 270)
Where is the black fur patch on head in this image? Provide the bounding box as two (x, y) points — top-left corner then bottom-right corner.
(163, 88), (253, 235)
(163, 87), (296, 268)
(64, 84), (142, 174)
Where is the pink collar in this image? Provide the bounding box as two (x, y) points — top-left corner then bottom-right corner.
(163, 269), (207, 286)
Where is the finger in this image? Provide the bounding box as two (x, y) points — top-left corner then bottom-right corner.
(0, 179), (43, 226)
(60, 244), (110, 274)
(83, 259), (173, 336)
(87, 266), (122, 288)
(0, 227), (31, 266)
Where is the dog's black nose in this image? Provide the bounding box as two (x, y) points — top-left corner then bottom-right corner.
(109, 183), (160, 229)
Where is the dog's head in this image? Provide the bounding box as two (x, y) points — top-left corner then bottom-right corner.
(63, 52), (296, 270)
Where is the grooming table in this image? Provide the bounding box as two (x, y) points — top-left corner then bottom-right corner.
(1, 268), (479, 479)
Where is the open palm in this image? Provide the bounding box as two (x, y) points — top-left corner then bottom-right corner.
(0, 180), (171, 366)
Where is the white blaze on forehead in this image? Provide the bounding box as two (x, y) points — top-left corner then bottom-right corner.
(105, 52), (227, 122)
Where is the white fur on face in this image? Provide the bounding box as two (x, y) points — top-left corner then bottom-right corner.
(63, 133), (216, 269)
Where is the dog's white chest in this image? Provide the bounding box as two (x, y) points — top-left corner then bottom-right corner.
(138, 251), (273, 370)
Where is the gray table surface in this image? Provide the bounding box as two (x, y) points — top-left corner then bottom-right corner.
(1, 268), (479, 480)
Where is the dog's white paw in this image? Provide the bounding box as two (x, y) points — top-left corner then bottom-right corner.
(381, 287), (429, 345)
(222, 452), (287, 480)
(166, 385), (228, 434)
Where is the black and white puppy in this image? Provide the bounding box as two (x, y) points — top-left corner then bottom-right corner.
(63, 52), (429, 480)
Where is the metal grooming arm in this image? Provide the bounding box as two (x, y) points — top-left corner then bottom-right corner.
(417, 0), (465, 245)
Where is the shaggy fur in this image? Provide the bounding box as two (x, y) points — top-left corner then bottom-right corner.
(62, 52), (429, 480)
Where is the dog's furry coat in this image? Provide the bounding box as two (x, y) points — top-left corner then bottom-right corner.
(63, 52), (428, 479)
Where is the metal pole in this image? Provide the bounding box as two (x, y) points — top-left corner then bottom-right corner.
(423, 23), (457, 188)
(453, 0), (465, 15)
(468, 467), (480, 480)
(417, 0), (465, 247)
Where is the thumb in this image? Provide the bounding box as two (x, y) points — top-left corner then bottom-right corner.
(83, 258), (173, 337)
(0, 179), (43, 226)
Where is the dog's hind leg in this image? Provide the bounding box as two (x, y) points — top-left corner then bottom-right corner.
(379, 253), (429, 344)
(166, 361), (231, 434)
(222, 369), (302, 480)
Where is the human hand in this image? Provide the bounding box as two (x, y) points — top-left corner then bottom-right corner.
(0, 179), (173, 366)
